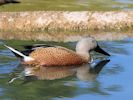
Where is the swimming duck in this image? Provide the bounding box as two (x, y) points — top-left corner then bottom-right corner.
(0, 0), (20, 5)
(4, 37), (110, 66)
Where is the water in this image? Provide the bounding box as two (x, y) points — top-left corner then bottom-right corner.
(0, 38), (133, 100)
(0, 0), (133, 11)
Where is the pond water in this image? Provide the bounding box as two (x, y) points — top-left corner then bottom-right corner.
(0, 38), (133, 100)
(0, 0), (133, 11)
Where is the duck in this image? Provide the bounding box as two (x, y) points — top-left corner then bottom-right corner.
(0, 0), (20, 5)
(4, 37), (110, 67)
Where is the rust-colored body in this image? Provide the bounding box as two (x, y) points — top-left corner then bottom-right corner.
(25, 47), (88, 66)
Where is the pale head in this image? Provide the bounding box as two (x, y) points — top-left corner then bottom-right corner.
(76, 37), (97, 54)
(76, 36), (110, 60)
(76, 64), (96, 81)
(75, 37), (97, 62)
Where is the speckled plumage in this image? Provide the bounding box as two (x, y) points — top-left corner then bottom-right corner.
(27, 47), (88, 66)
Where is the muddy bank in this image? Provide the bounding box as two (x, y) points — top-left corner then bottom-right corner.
(0, 11), (133, 31)
(0, 31), (132, 42)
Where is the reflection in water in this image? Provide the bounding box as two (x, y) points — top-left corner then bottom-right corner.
(19, 60), (110, 82)
(77, 60), (110, 81)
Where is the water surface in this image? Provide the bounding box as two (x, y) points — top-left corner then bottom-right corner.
(0, 38), (133, 100)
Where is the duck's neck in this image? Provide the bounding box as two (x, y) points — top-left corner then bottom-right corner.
(76, 51), (91, 62)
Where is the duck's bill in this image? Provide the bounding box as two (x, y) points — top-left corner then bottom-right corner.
(94, 45), (110, 56)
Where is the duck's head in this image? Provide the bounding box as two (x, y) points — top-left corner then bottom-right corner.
(76, 37), (110, 57)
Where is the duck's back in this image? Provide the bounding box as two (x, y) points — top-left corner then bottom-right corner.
(28, 47), (87, 66)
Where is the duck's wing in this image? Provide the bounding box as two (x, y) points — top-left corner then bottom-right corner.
(21, 44), (55, 56)
(23, 44), (55, 50)
(28, 47), (87, 66)
(21, 49), (34, 56)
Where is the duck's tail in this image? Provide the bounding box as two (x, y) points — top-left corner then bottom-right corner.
(4, 45), (34, 62)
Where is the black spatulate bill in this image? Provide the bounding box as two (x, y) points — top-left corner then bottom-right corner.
(94, 45), (110, 56)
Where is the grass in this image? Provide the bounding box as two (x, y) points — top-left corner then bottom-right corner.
(0, 0), (133, 12)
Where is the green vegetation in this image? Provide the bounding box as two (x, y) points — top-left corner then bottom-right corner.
(0, 0), (133, 11)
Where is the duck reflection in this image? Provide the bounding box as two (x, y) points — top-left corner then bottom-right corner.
(77, 59), (110, 81)
(23, 59), (110, 81)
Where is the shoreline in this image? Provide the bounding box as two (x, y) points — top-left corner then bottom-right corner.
(0, 11), (133, 32)
(0, 11), (133, 41)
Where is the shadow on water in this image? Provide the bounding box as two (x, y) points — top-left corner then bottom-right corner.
(0, 38), (133, 100)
